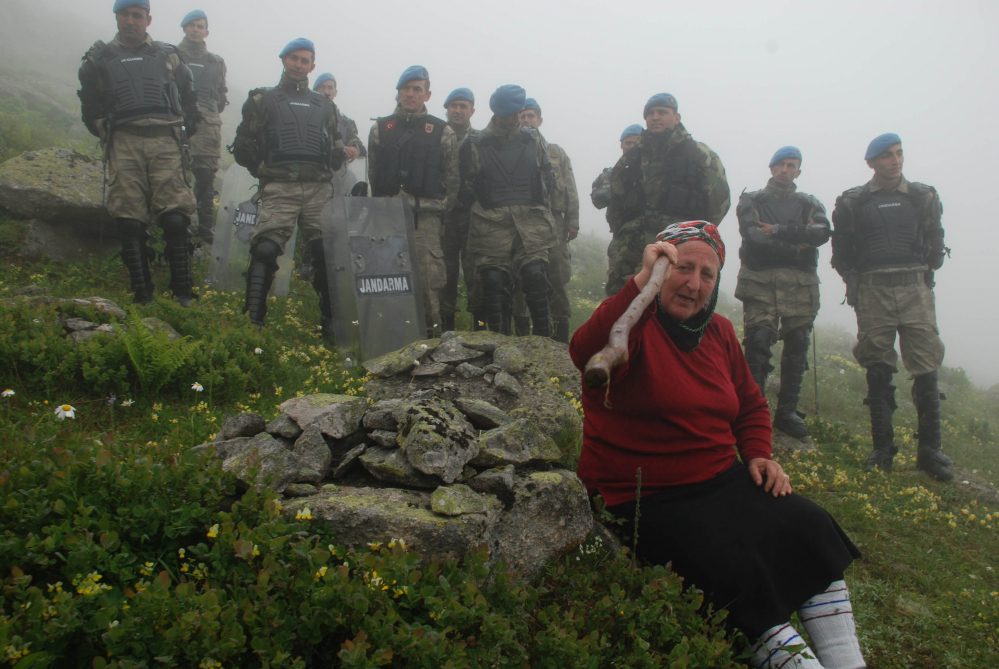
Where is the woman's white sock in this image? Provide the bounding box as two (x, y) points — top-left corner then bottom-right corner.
(750, 622), (824, 668)
(797, 580), (866, 669)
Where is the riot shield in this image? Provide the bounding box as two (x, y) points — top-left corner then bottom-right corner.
(206, 164), (297, 296)
(331, 156), (367, 198)
(320, 197), (426, 362)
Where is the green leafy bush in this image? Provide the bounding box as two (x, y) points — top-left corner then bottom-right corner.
(117, 310), (201, 396)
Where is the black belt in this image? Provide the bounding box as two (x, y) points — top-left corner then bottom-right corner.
(857, 271), (926, 286)
(117, 124), (178, 138)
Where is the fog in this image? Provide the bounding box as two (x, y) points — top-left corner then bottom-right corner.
(4, 0), (998, 385)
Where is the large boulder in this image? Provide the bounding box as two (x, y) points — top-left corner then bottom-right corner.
(220, 433), (324, 493)
(279, 393), (367, 438)
(394, 399), (479, 483)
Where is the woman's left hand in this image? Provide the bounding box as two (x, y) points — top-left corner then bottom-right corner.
(748, 458), (793, 497)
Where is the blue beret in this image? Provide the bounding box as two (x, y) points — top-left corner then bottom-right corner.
(644, 93), (678, 116)
(489, 85), (527, 117)
(620, 124), (644, 141)
(396, 65), (429, 89)
(180, 10), (207, 27)
(279, 38), (315, 59)
(113, 0), (148, 12)
(769, 146), (803, 167)
(522, 98), (541, 113)
(865, 133), (901, 160)
(443, 87), (474, 107)
(313, 72), (336, 90)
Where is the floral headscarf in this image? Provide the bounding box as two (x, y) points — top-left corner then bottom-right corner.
(655, 220), (725, 268)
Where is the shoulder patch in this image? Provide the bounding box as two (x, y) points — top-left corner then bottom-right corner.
(425, 123), (434, 134)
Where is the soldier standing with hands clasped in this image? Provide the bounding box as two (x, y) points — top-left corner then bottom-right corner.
(735, 146), (830, 440)
(78, 0), (202, 307)
(832, 133), (953, 481)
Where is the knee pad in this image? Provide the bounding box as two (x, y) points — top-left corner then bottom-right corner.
(479, 267), (510, 296)
(116, 218), (146, 240)
(743, 326), (774, 355)
(251, 238), (282, 265)
(160, 212), (191, 242)
(520, 260), (549, 293)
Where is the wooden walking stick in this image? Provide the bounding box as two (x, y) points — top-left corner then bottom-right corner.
(584, 256), (672, 406)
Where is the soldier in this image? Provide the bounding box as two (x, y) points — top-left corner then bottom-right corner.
(606, 93), (730, 296)
(229, 38), (343, 334)
(591, 124), (643, 213)
(516, 98), (579, 343)
(313, 73), (366, 162)
(176, 9), (227, 243)
(368, 66), (460, 337)
(440, 87), (478, 332)
(832, 133), (953, 481)
(735, 146), (830, 439)
(459, 85), (558, 336)
(78, 0), (202, 307)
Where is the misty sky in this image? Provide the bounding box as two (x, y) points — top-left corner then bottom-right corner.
(6, 0), (999, 385)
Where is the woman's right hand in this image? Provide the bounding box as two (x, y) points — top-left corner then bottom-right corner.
(633, 242), (678, 291)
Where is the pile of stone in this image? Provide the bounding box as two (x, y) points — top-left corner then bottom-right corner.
(193, 332), (592, 576)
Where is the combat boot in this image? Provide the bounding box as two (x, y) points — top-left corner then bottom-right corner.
(553, 317), (570, 344)
(521, 260), (552, 338)
(161, 212), (196, 307)
(863, 363), (899, 472)
(309, 239), (336, 343)
(913, 371), (954, 481)
(479, 267), (509, 334)
(773, 326), (810, 439)
(117, 218), (155, 305)
(244, 239), (280, 328)
(742, 326), (774, 397)
(192, 168), (216, 243)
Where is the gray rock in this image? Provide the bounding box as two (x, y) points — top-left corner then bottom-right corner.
(412, 361), (452, 377)
(70, 297), (126, 319)
(369, 429), (398, 447)
(430, 484), (495, 516)
(359, 445), (441, 488)
(492, 345), (527, 375)
(141, 317), (181, 340)
(266, 413), (303, 440)
(283, 483), (318, 497)
(456, 363), (485, 379)
(772, 431), (819, 454)
(331, 443), (367, 479)
(222, 433), (321, 493)
(18, 218), (119, 262)
(483, 364), (503, 374)
(13, 285), (49, 296)
(293, 424), (333, 478)
(440, 331), (457, 342)
(395, 400), (479, 484)
(62, 317), (98, 332)
(214, 412), (267, 442)
(465, 465), (517, 508)
(453, 331), (504, 352)
(0, 148), (111, 229)
(471, 419), (562, 468)
(280, 393), (367, 439)
(191, 436), (250, 461)
(493, 371), (522, 397)
(454, 397), (510, 429)
(362, 339), (440, 377)
(429, 337), (482, 364)
(484, 373), (495, 384)
(363, 399), (403, 430)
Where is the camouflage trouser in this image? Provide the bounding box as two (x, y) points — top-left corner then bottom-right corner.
(467, 204), (557, 278)
(851, 273), (944, 376)
(414, 212), (446, 331)
(441, 208), (476, 316)
(105, 125), (196, 226)
(189, 119), (222, 171)
(605, 215), (679, 296)
(734, 266), (819, 343)
(250, 181), (332, 253)
(514, 216), (572, 319)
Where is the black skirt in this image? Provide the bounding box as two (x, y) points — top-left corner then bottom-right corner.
(608, 461), (861, 639)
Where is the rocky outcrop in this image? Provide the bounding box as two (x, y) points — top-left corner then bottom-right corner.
(191, 333), (591, 577)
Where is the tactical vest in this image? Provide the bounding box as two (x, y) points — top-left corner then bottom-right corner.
(372, 114), (447, 200)
(470, 129), (545, 209)
(261, 88), (333, 169)
(620, 135), (707, 221)
(94, 41), (182, 125)
(853, 189), (924, 272)
(739, 190), (818, 271)
(183, 53), (223, 113)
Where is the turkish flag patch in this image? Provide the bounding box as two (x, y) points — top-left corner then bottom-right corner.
(386, 121), (395, 130)
(425, 123), (434, 133)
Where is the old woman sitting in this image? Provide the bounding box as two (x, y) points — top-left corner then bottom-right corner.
(570, 222), (865, 669)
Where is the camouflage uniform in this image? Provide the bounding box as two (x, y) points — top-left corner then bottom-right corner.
(176, 37), (227, 239)
(230, 72), (341, 330)
(78, 32), (201, 305)
(368, 105), (460, 334)
(440, 123), (477, 331)
(832, 175), (951, 478)
(590, 167), (612, 212)
(460, 119), (558, 335)
(735, 178), (830, 438)
(338, 113), (367, 158)
(605, 124), (730, 296)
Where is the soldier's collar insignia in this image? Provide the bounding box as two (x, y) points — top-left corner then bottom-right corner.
(425, 123), (434, 133)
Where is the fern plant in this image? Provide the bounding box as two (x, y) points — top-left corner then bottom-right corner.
(116, 310), (201, 396)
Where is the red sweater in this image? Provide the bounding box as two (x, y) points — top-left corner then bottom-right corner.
(570, 278), (773, 506)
